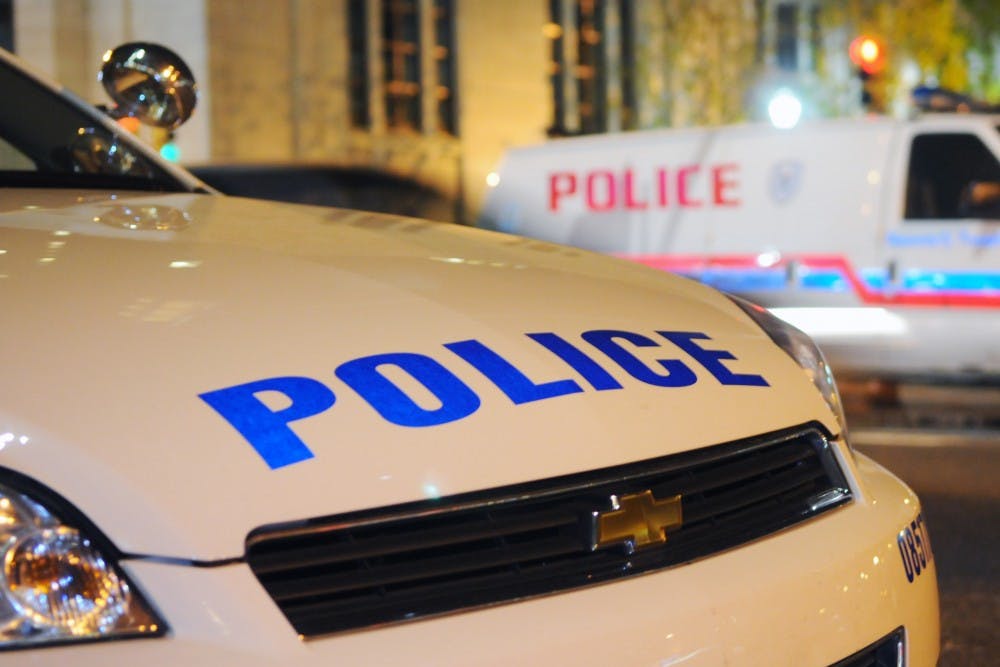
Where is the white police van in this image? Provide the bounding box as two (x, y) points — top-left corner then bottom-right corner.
(481, 110), (1000, 383)
(0, 44), (939, 664)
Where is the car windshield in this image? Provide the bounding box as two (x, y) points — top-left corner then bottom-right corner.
(0, 51), (192, 192)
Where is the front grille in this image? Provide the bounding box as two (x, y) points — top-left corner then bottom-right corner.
(246, 424), (851, 638)
(830, 627), (905, 667)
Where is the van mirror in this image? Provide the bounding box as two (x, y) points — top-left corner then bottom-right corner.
(959, 181), (1000, 219)
(98, 42), (197, 129)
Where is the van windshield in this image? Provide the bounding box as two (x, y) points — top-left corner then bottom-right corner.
(0, 52), (192, 192)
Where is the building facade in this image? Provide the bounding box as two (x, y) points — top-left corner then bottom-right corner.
(9, 0), (905, 222)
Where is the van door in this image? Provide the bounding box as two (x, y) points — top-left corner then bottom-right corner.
(888, 126), (1000, 307)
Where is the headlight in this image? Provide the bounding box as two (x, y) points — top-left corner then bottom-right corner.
(729, 295), (850, 440)
(0, 476), (165, 649)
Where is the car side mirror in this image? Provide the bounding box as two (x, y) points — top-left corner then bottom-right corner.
(959, 181), (1000, 219)
(98, 42), (197, 129)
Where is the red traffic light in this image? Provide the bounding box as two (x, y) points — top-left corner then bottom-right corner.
(849, 35), (886, 74)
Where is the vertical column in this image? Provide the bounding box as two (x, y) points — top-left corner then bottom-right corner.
(289, 0), (302, 157)
(295, 0), (350, 158)
(13, 0), (57, 78)
(796, 0), (808, 73)
(560, 0), (579, 134)
(52, 0), (90, 98)
(419, 0), (436, 134)
(761, 0), (777, 68)
(89, 0), (129, 102)
(367, 0), (386, 135)
(605, 0), (621, 133)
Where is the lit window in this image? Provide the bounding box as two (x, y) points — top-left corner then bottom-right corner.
(434, 0), (457, 135)
(382, 0), (422, 131)
(547, 0), (567, 135)
(548, 0), (634, 136)
(576, 0), (606, 134)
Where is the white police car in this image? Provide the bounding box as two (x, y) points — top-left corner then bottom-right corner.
(0, 44), (939, 665)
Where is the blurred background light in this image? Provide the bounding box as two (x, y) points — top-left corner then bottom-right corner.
(767, 89), (802, 129)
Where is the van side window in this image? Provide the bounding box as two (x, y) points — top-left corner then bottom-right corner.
(905, 133), (1000, 220)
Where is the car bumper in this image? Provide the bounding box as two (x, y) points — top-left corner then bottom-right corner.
(19, 452), (939, 666)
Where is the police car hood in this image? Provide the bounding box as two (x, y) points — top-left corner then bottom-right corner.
(1, 191), (839, 561)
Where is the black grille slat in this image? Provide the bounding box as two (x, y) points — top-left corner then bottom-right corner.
(287, 547), (632, 636)
(660, 441), (816, 498)
(268, 534), (581, 602)
(682, 461), (828, 524)
(247, 425), (851, 638)
(284, 547), (616, 627)
(251, 508), (580, 574)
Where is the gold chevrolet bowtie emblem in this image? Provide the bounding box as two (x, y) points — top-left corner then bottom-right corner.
(595, 490), (683, 550)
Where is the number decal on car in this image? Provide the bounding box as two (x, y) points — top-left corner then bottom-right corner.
(897, 512), (933, 583)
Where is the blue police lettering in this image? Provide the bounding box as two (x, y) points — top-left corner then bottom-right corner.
(527, 332), (623, 391)
(445, 339), (583, 404)
(658, 331), (769, 386)
(581, 330), (697, 387)
(335, 352), (480, 427)
(200, 328), (771, 468)
(198, 376), (335, 469)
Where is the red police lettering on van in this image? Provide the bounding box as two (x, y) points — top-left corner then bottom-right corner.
(548, 164), (741, 212)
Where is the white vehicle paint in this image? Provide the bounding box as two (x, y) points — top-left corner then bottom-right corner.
(0, 45), (938, 664)
(480, 115), (1000, 381)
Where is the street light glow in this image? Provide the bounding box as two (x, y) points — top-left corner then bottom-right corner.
(767, 89), (802, 129)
